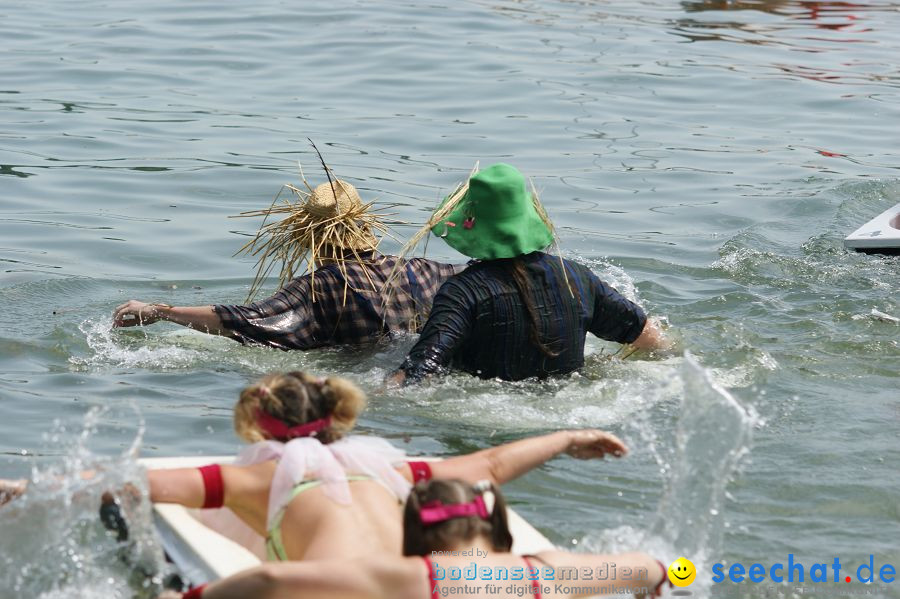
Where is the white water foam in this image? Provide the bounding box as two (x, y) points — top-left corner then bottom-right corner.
(578, 353), (759, 597)
(71, 318), (206, 370)
(0, 407), (168, 599)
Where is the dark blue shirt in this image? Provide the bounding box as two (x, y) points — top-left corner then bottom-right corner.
(399, 252), (647, 381)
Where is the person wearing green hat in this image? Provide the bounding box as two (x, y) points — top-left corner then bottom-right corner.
(388, 163), (669, 383)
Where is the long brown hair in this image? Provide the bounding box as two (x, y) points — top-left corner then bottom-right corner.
(403, 479), (513, 556)
(233, 371), (365, 444)
(502, 256), (560, 358)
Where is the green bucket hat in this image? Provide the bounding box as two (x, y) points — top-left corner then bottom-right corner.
(430, 163), (554, 260)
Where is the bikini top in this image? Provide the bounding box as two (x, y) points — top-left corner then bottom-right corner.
(422, 555), (543, 599)
(235, 435), (412, 532)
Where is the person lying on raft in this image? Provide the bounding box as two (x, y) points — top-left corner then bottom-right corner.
(112, 175), (462, 351)
(160, 478), (669, 599)
(388, 163), (671, 384)
(0, 371), (628, 564)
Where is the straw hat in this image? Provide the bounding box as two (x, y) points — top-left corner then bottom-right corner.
(235, 175), (393, 302)
(303, 180), (378, 250)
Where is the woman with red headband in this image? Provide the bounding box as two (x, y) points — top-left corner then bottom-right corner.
(161, 479), (669, 599)
(1, 371), (629, 565)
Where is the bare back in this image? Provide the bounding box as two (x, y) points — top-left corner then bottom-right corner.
(279, 478), (403, 560)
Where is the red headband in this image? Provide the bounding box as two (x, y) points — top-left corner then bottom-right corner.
(420, 496), (490, 525)
(255, 409), (332, 441)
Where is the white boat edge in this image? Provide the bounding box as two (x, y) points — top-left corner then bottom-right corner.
(140, 455), (557, 586)
(843, 202), (900, 250)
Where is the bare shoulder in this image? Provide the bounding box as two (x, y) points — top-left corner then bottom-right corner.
(221, 461), (275, 494)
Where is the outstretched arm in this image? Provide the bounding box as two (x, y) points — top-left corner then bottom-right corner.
(630, 318), (671, 352)
(113, 301), (234, 337)
(4, 464), (269, 532)
(0, 478), (27, 506)
(149, 463), (271, 533)
(537, 550), (668, 598)
(585, 270), (670, 353)
(159, 558), (425, 599)
(388, 280), (475, 386)
(401, 429), (628, 486)
(0, 468), (207, 509)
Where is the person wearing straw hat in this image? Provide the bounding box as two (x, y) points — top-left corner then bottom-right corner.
(112, 177), (462, 350)
(388, 163), (669, 384)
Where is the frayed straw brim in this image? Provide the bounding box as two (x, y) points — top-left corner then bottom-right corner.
(232, 168), (403, 303)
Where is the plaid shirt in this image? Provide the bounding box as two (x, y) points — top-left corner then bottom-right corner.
(214, 253), (463, 350)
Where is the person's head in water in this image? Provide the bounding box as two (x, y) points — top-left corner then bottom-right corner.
(402, 479), (513, 555)
(233, 371), (365, 444)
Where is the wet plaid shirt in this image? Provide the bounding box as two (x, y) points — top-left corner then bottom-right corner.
(214, 253), (463, 350)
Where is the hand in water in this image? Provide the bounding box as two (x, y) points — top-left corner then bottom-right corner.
(113, 300), (168, 328)
(0, 478), (27, 506)
(565, 430), (628, 459)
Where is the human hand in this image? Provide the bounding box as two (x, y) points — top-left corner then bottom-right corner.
(113, 300), (170, 328)
(564, 430), (628, 459)
(0, 478), (27, 506)
(383, 370), (406, 390)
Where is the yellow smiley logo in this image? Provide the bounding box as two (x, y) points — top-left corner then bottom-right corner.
(668, 557), (696, 587)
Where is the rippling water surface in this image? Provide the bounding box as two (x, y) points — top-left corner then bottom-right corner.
(1, 0), (898, 597)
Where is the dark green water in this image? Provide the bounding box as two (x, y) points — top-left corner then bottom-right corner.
(1, 0), (898, 597)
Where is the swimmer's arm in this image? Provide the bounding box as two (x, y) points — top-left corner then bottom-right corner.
(0, 478), (28, 506)
(148, 464), (266, 509)
(585, 272), (670, 352)
(629, 318), (671, 352)
(187, 559), (424, 599)
(535, 551), (666, 598)
(113, 301), (234, 337)
(389, 282), (475, 386)
(0, 469), (102, 506)
(1, 468), (216, 509)
(147, 467), (206, 507)
(403, 430), (628, 486)
(149, 463), (270, 534)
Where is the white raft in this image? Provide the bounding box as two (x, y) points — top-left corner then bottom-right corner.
(844, 202), (900, 253)
(141, 456), (556, 586)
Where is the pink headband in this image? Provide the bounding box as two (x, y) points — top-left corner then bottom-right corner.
(255, 409), (332, 440)
(420, 496), (490, 525)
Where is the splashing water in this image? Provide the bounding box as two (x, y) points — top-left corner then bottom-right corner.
(71, 318), (206, 370)
(652, 353), (758, 557)
(0, 407), (168, 599)
(581, 352), (758, 597)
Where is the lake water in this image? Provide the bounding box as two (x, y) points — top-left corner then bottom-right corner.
(1, 0), (898, 597)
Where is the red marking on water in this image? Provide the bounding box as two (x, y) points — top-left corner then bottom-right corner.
(818, 150), (846, 157)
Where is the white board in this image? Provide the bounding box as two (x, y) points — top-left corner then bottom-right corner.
(844, 202), (900, 250)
